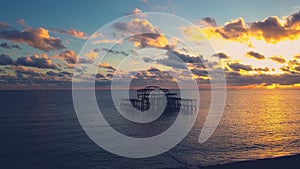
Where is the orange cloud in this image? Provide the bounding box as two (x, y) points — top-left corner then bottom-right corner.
(246, 51), (265, 60)
(0, 22), (11, 29)
(269, 56), (286, 63)
(84, 49), (99, 60)
(15, 54), (57, 69)
(98, 63), (116, 71)
(113, 18), (174, 49)
(185, 11), (300, 44)
(0, 27), (65, 52)
(51, 28), (88, 39)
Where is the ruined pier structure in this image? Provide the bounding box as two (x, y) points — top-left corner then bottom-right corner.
(121, 86), (196, 112)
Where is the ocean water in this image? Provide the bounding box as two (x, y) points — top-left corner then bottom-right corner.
(0, 90), (299, 168)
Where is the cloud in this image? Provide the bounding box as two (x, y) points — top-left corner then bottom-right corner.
(226, 73), (300, 86)
(46, 70), (72, 77)
(129, 68), (178, 88)
(102, 48), (129, 56)
(269, 56), (286, 63)
(288, 59), (300, 66)
(191, 68), (208, 77)
(0, 42), (11, 49)
(51, 28), (88, 39)
(156, 57), (187, 69)
(0, 66), (74, 88)
(199, 17), (217, 27)
(125, 8), (145, 17)
(91, 39), (120, 44)
(294, 66), (300, 71)
(186, 11), (300, 44)
(0, 27), (65, 52)
(98, 63), (116, 71)
(96, 73), (105, 79)
(143, 50), (204, 70)
(17, 19), (27, 27)
(254, 67), (270, 72)
(0, 54), (14, 65)
(84, 48), (99, 60)
(0, 22), (11, 29)
(0, 42), (21, 49)
(212, 52), (230, 59)
(279, 60), (300, 73)
(55, 50), (93, 65)
(228, 62), (253, 71)
(216, 18), (248, 42)
(15, 54), (57, 69)
(246, 51), (265, 60)
(14, 66), (44, 77)
(57, 50), (77, 64)
(113, 18), (158, 35)
(166, 50), (202, 63)
(280, 65), (296, 74)
(113, 18), (173, 49)
(249, 16), (288, 43)
(293, 54), (300, 60)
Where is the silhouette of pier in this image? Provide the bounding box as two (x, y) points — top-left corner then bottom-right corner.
(121, 86), (196, 112)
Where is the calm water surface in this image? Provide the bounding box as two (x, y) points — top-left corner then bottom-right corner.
(0, 90), (299, 168)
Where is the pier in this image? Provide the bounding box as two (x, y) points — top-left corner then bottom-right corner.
(121, 86), (196, 112)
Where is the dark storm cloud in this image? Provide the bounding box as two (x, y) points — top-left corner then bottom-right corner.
(0, 27), (65, 52)
(246, 51), (265, 60)
(0, 54), (14, 65)
(228, 63), (253, 71)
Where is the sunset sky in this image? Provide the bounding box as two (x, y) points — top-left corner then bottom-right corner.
(1, 0), (300, 89)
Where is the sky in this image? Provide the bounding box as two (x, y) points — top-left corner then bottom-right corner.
(1, 0), (300, 89)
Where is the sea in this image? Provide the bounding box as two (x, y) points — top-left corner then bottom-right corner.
(0, 89), (299, 168)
